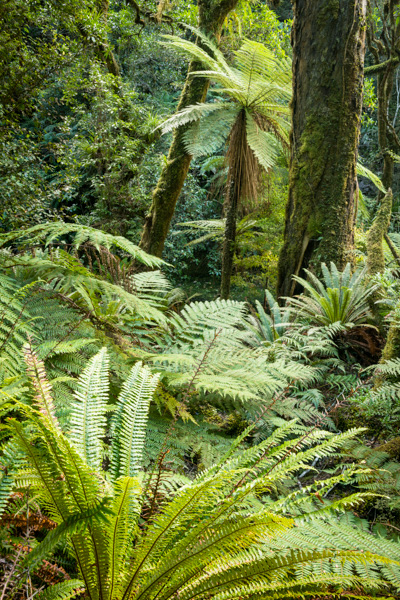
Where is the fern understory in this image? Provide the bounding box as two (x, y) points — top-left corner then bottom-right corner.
(1, 225), (400, 598)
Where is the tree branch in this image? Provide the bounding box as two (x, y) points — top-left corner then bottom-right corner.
(364, 55), (400, 75)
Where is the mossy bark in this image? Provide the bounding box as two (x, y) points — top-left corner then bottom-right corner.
(381, 325), (400, 361)
(377, 437), (400, 460)
(377, 69), (395, 196)
(139, 0), (239, 258)
(366, 4), (400, 199)
(366, 189), (392, 333)
(367, 189), (393, 276)
(375, 323), (400, 387)
(277, 0), (367, 298)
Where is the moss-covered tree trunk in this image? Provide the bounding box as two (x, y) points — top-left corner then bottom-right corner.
(139, 0), (238, 258)
(366, 189), (392, 333)
(376, 68), (396, 196)
(365, 1), (400, 199)
(277, 0), (367, 298)
(367, 189), (393, 276)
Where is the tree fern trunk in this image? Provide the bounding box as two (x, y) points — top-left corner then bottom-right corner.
(139, 0), (239, 258)
(220, 182), (238, 299)
(277, 0), (367, 297)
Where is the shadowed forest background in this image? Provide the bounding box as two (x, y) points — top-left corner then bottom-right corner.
(2, 1), (400, 599)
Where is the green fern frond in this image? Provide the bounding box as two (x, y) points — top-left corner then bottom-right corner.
(0, 439), (24, 518)
(160, 102), (231, 135)
(0, 273), (35, 377)
(35, 580), (84, 600)
(182, 106), (238, 157)
(106, 476), (142, 598)
(246, 111), (280, 170)
(0, 222), (164, 269)
(70, 347), (109, 469)
(357, 161), (386, 193)
(111, 362), (159, 479)
(288, 263), (377, 329)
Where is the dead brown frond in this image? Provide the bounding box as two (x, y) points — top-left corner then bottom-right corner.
(23, 341), (60, 428)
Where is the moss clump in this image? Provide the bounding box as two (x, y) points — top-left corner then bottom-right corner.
(381, 322), (400, 361)
(334, 401), (382, 438)
(377, 437), (400, 460)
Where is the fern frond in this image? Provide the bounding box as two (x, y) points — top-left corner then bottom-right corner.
(160, 102), (231, 135)
(23, 342), (60, 429)
(111, 362), (159, 479)
(106, 476), (142, 599)
(0, 222), (164, 269)
(0, 439), (24, 518)
(357, 161), (386, 193)
(246, 111), (280, 170)
(35, 580), (84, 600)
(0, 273), (34, 377)
(25, 500), (112, 571)
(69, 348), (109, 470)
(182, 106), (238, 157)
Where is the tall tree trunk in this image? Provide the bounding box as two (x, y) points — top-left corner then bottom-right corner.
(277, 0), (367, 298)
(139, 0), (238, 258)
(377, 68), (395, 195)
(366, 1), (400, 200)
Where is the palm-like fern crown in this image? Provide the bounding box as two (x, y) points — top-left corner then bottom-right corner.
(244, 290), (292, 346)
(160, 28), (291, 197)
(287, 262), (377, 328)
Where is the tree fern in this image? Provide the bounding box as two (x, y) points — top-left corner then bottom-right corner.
(159, 28), (291, 298)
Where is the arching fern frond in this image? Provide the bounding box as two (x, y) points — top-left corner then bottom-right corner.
(0, 222), (164, 269)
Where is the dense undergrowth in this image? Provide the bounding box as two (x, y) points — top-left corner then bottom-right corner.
(2, 0), (400, 598)
(1, 221), (400, 598)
